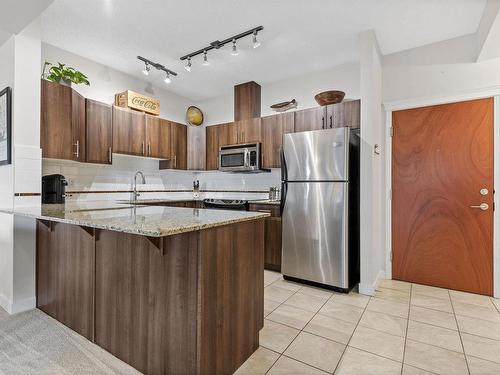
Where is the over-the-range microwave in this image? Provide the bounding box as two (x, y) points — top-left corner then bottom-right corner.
(218, 143), (269, 173)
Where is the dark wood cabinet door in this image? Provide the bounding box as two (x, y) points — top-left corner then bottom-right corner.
(237, 117), (261, 143)
(205, 123), (237, 170)
(294, 106), (326, 132)
(248, 204), (282, 271)
(145, 115), (172, 159)
(343, 99), (360, 129)
(170, 121), (187, 169)
(112, 106), (146, 156)
(261, 112), (294, 168)
(36, 221), (95, 341)
(40, 80), (73, 159)
(325, 100), (360, 129)
(86, 99), (112, 164)
(71, 90), (86, 162)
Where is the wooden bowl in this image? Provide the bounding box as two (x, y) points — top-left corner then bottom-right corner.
(314, 91), (345, 106)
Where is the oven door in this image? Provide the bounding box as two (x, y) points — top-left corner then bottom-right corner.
(219, 148), (247, 171)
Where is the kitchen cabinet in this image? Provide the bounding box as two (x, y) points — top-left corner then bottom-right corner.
(86, 99), (112, 164)
(261, 112), (295, 168)
(248, 203), (282, 272)
(206, 123), (236, 170)
(170, 121), (187, 169)
(41, 79), (86, 161)
(112, 106), (146, 156)
(235, 117), (261, 143)
(325, 100), (361, 129)
(294, 106), (326, 132)
(145, 115), (172, 159)
(37, 221), (95, 341)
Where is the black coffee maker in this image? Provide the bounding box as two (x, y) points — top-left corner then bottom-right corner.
(42, 174), (68, 204)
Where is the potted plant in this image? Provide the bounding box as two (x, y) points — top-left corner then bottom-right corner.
(42, 62), (90, 87)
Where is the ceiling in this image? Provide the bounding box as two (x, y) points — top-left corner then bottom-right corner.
(0, 0), (54, 45)
(40, 0), (486, 101)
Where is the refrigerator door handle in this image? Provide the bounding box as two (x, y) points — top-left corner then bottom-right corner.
(281, 181), (288, 215)
(281, 145), (287, 182)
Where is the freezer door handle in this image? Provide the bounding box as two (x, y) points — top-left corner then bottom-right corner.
(280, 181), (288, 215)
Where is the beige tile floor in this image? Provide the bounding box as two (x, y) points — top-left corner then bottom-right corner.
(235, 270), (500, 375)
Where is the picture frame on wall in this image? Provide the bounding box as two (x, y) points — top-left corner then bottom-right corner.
(0, 87), (12, 166)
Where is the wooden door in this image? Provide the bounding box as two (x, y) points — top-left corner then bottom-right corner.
(237, 117), (261, 143)
(392, 98), (494, 295)
(249, 204), (282, 271)
(86, 99), (112, 164)
(71, 90), (86, 162)
(170, 121), (187, 169)
(37, 221), (95, 340)
(294, 107), (326, 132)
(41, 80), (73, 159)
(261, 112), (294, 168)
(145, 115), (171, 159)
(112, 106), (146, 156)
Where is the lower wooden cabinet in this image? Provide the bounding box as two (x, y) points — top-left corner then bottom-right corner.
(248, 203), (282, 272)
(36, 221), (95, 341)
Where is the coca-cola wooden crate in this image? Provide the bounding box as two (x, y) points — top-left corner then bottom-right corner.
(114, 90), (160, 116)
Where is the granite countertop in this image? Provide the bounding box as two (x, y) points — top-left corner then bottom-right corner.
(1, 202), (269, 237)
(248, 199), (281, 206)
(120, 198), (201, 205)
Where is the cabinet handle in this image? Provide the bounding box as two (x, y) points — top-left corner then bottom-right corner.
(73, 140), (80, 159)
(142, 142), (145, 156)
(322, 117), (325, 129)
(330, 115), (333, 128)
(174, 155), (177, 168)
(108, 147), (112, 163)
(148, 143), (151, 156)
(257, 209), (272, 213)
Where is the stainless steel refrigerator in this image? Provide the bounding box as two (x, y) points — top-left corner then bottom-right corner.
(281, 127), (359, 292)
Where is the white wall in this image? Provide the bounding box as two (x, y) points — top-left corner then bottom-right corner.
(383, 33), (500, 105)
(359, 31), (385, 295)
(197, 62), (360, 126)
(42, 43), (193, 124)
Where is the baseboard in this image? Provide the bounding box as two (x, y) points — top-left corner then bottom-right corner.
(10, 297), (36, 314)
(358, 270), (386, 296)
(0, 293), (11, 314)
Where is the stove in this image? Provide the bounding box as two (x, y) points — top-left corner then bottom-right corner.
(202, 199), (248, 210)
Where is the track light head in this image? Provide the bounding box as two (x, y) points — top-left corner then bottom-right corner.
(164, 72), (171, 84)
(252, 30), (261, 49)
(142, 62), (150, 76)
(231, 39), (239, 56)
(185, 57), (192, 72)
(202, 50), (210, 66)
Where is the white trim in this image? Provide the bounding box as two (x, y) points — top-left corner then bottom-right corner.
(385, 92), (500, 297)
(384, 85), (500, 112)
(494, 97), (500, 298)
(0, 293), (11, 314)
(359, 270), (385, 296)
(10, 297), (36, 314)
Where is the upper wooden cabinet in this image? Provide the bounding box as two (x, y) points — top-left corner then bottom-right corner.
(236, 117), (261, 144)
(261, 112), (294, 169)
(112, 106), (146, 156)
(41, 79), (86, 161)
(170, 121), (187, 169)
(145, 115), (171, 159)
(206, 123), (236, 170)
(294, 100), (361, 132)
(294, 106), (326, 133)
(86, 99), (112, 164)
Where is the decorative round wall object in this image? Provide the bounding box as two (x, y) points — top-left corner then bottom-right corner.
(186, 106), (204, 126)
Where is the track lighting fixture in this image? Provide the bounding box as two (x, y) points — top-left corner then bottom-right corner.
(142, 62), (150, 76)
(137, 56), (177, 83)
(252, 30), (261, 49)
(202, 50), (210, 66)
(231, 39), (239, 56)
(164, 72), (171, 84)
(184, 57), (192, 72)
(179, 26), (263, 66)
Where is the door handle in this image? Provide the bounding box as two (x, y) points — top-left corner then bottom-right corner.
(322, 117), (325, 129)
(470, 203), (489, 211)
(73, 140), (80, 159)
(330, 115), (333, 128)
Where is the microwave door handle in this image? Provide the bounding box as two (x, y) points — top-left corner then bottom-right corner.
(245, 150), (250, 168)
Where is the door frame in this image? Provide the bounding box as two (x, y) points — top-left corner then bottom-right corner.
(384, 93), (500, 297)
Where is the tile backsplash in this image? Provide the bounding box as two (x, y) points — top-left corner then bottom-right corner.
(42, 154), (281, 202)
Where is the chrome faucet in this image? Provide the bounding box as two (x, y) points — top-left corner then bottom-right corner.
(133, 171), (146, 201)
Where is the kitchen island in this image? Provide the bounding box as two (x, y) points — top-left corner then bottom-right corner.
(5, 202), (268, 375)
